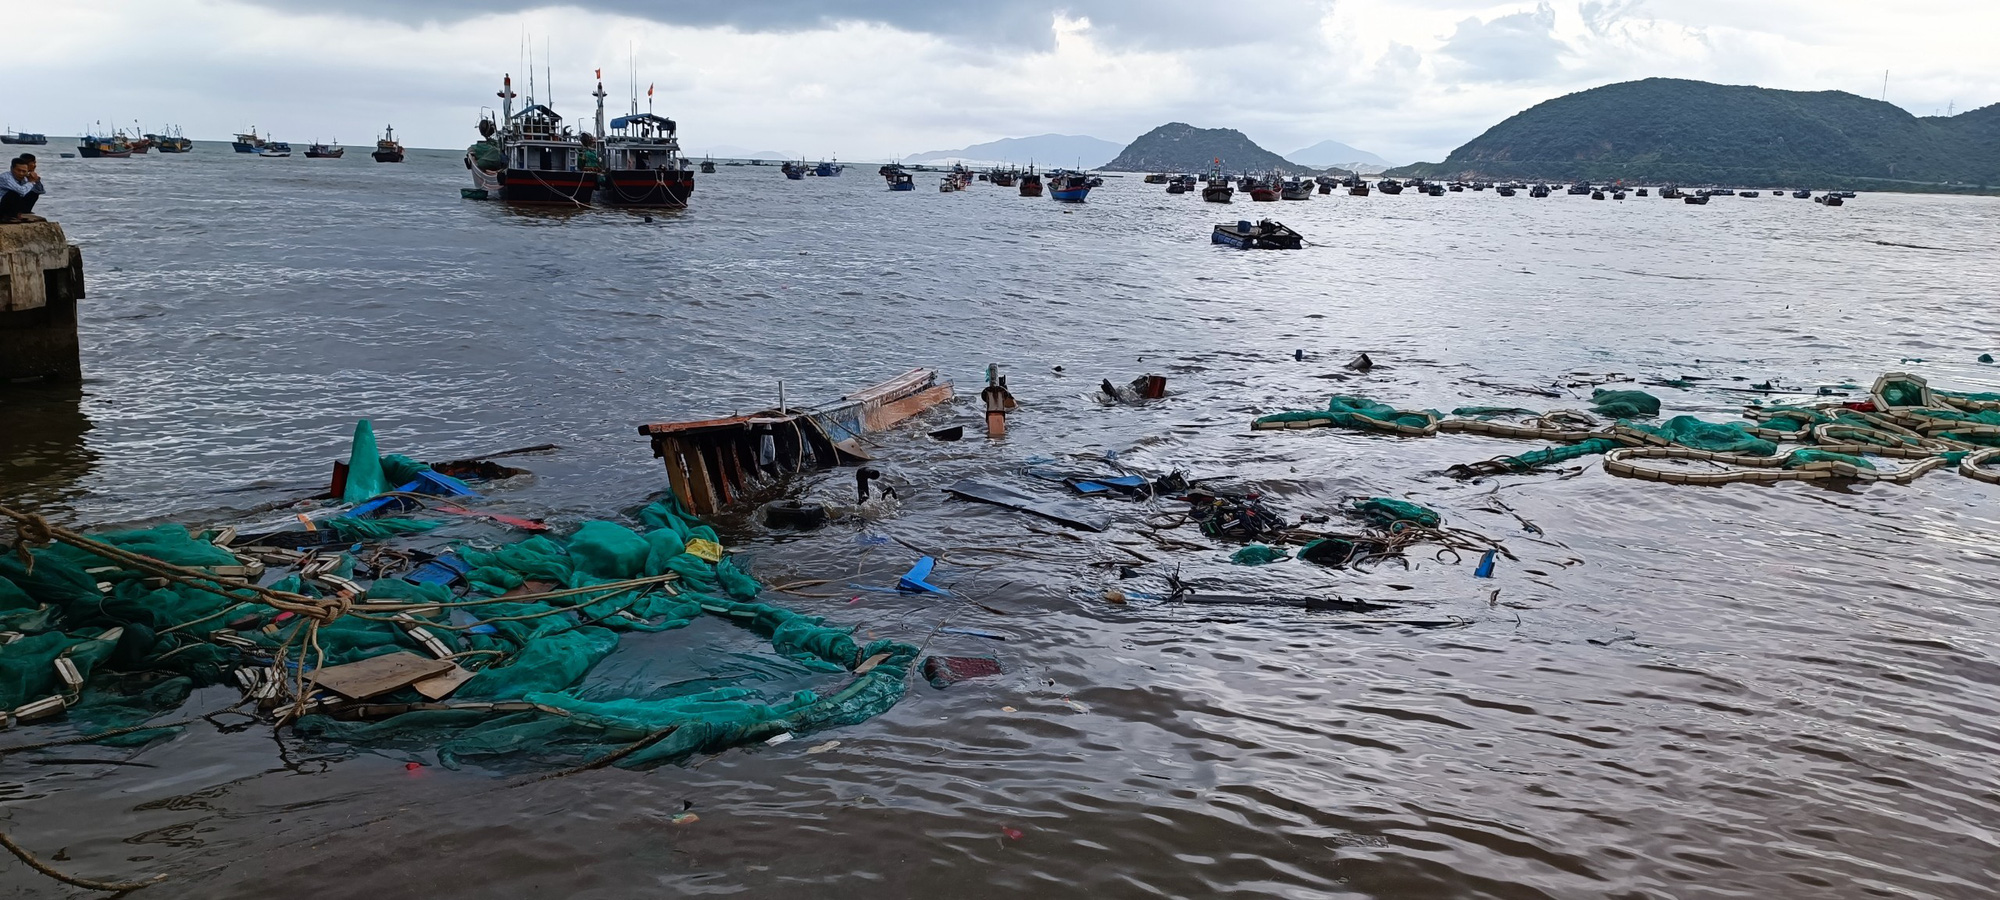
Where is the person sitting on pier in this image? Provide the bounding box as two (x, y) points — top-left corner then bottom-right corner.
(0, 154), (44, 223)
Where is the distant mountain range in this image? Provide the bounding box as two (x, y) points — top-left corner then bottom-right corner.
(1289, 140), (1392, 170)
(903, 134), (1122, 168)
(1102, 123), (1316, 174)
(1390, 78), (2000, 190)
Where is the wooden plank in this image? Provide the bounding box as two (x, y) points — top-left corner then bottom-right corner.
(844, 368), (931, 403)
(863, 383), (956, 432)
(660, 437), (698, 515)
(684, 441), (720, 514)
(313, 652), (454, 701)
(412, 666), (477, 701)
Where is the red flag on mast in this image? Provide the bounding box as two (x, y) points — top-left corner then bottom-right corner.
(595, 68), (602, 79)
(647, 83), (654, 97)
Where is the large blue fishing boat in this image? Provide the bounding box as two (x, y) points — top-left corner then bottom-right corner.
(814, 158), (843, 177)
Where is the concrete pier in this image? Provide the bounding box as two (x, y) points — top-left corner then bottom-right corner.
(0, 222), (84, 383)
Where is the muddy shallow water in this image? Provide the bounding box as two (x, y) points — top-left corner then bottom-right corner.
(3, 148), (2000, 898)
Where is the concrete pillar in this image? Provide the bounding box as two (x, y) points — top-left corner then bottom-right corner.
(0, 222), (84, 383)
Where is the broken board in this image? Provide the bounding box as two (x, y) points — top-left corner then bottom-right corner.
(943, 479), (1111, 532)
(312, 651), (454, 701)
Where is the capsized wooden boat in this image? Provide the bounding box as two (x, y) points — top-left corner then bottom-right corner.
(637, 369), (955, 515)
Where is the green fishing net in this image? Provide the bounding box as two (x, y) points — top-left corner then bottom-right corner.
(1591, 389), (1660, 419)
(0, 494), (920, 768)
(1348, 498), (1442, 529)
(1254, 395), (1441, 432)
(1230, 544), (1290, 566)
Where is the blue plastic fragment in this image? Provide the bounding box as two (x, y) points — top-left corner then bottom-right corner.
(1474, 549), (1497, 578)
(450, 608), (499, 635)
(898, 556), (949, 594)
(406, 551), (473, 588)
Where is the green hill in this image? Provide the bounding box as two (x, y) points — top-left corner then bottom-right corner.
(1391, 78), (2000, 190)
(1102, 123), (1308, 174)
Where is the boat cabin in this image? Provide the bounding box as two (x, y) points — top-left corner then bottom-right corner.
(602, 112), (684, 171)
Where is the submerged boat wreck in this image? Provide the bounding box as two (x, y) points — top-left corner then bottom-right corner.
(638, 369), (954, 515)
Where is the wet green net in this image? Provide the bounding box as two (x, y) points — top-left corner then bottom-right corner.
(0, 494), (919, 770)
(1259, 373), (2000, 487)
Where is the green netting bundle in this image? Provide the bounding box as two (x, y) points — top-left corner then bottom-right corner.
(1230, 544), (1290, 566)
(1626, 416), (1778, 455)
(1875, 376), (1933, 409)
(1591, 389), (1660, 419)
(1503, 437), (1624, 471)
(1254, 395), (1441, 434)
(1348, 497), (1442, 529)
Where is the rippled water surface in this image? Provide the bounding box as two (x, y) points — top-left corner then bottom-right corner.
(4, 146), (2000, 899)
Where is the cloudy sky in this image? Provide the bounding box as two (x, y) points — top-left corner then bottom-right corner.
(10, 0), (1998, 162)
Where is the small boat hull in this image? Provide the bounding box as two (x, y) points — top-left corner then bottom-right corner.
(497, 168), (596, 205)
(1050, 187), (1090, 202)
(231, 142), (261, 153)
(598, 170), (695, 207)
(372, 150), (404, 163)
(305, 149), (345, 159)
(1212, 220), (1303, 250)
(77, 145), (132, 159)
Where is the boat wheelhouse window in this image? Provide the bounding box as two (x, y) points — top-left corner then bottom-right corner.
(634, 151), (651, 169)
(538, 147), (553, 170)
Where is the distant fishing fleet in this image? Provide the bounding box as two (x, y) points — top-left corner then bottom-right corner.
(28, 75), (1861, 220)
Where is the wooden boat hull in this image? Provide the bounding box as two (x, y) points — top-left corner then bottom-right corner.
(598, 170), (695, 207)
(77, 145), (132, 158)
(1202, 188), (1233, 203)
(1018, 181), (1043, 197)
(639, 369), (955, 515)
(497, 168), (595, 205)
(1050, 187), (1089, 202)
(305, 149), (345, 158)
(372, 150), (404, 163)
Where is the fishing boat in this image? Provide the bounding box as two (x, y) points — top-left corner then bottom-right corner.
(1528, 184), (1550, 198)
(466, 74), (597, 205)
(76, 133), (133, 158)
(1740, 190), (1759, 198)
(939, 175), (961, 192)
(1349, 183), (1370, 196)
(259, 141), (293, 157)
(146, 126), (192, 153)
(781, 160), (806, 180)
(1280, 177), (1313, 200)
(1018, 170), (1043, 197)
(1660, 186), (1682, 199)
(592, 77), (696, 208)
(1144, 173), (1168, 184)
(1375, 178), (1403, 195)
(1792, 189), (1811, 198)
(127, 134), (154, 154)
(1815, 193), (1844, 206)
(1636, 188), (1649, 197)
(699, 157), (716, 174)
(371, 125), (405, 163)
(878, 162), (901, 181)
(231, 128), (267, 153)
(1212, 218), (1303, 250)
(1591, 190), (1605, 200)
(814, 159), (843, 177)
(1495, 186), (1515, 196)
(1612, 191), (1626, 200)
(1568, 182), (1592, 195)
(889, 170), (915, 191)
(305, 140), (345, 158)
(0, 129), (47, 145)
(1683, 194), (1709, 205)
(1048, 170), (1091, 202)
(1247, 175), (1279, 202)
(989, 168), (1017, 187)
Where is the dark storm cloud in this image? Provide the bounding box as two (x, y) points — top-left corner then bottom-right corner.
(1438, 2), (1570, 82)
(251, 0), (1330, 49)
